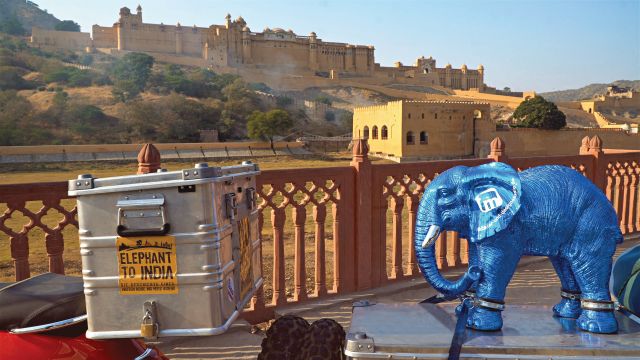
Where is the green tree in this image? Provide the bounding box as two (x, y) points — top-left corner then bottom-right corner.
(247, 109), (293, 150)
(512, 95), (566, 130)
(110, 52), (154, 102)
(54, 20), (81, 32)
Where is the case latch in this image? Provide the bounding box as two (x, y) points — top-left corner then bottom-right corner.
(225, 193), (238, 220)
(246, 187), (257, 211)
(140, 301), (158, 339)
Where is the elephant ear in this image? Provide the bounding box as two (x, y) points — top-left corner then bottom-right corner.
(464, 162), (521, 242)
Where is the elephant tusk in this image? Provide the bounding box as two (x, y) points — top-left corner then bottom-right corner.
(422, 225), (441, 248)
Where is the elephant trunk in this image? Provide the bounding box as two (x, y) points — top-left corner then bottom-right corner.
(415, 219), (481, 297)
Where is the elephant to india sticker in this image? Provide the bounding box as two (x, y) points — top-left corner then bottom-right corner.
(116, 236), (178, 295)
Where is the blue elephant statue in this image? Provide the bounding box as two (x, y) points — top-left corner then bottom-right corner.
(414, 162), (622, 333)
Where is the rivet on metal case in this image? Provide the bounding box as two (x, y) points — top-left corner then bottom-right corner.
(182, 165), (222, 180)
(69, 174), (95, 191)
(346, 331), (375, 353)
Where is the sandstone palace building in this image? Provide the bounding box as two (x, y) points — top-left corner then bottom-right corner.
(31, 5), (486, 91)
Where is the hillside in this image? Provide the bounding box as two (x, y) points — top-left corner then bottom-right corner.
(0, 0), (61, 34)
(541, 80), (640, 102)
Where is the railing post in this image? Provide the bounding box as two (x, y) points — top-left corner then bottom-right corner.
(350, 138), (374, 290)
(587, 136), (607, 192)
(137, 143), (161, 174)
(487, 137), (507, 163)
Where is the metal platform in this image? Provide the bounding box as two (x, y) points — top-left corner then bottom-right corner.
(346, 303), (640, 359)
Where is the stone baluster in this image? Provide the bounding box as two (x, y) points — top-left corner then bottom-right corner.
(447, 231), (461, 267)
(436, 231), (447, 269)
(271, 208), (287, 306)
(390, 196), (404, 279)
(405, 195), (419, 276)
(313, 205), (327, 297)
(332, 202), (343, 292)
(250, 211), (266, 312)
(292, 205), (307, 301)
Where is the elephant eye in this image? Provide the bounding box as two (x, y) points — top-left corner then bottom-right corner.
(438, 189), (450, 197)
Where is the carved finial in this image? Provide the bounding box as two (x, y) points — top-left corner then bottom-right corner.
(352, 138), (369, 157)
(579, 136), (590, 154)
(589, 135), (602, 152)
(488, 137), (506, 161)
(490, 137), (505, 155)
(137, 144), (161, 174)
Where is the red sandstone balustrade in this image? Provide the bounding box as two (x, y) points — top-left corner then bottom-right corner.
(0, 139), (639, 326)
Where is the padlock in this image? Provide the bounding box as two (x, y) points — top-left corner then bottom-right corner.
(140, 311), (157, 339)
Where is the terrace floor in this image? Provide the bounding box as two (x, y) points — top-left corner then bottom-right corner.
(154, 236), (640, 360)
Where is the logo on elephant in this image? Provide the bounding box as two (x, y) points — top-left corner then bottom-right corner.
(477, 179), (519, 232)
(475, 188), (504, 213)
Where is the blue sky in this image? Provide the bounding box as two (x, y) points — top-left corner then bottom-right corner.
(34, 0), (639, 92)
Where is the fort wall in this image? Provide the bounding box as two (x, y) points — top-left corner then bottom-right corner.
(30, 27), (92, 51)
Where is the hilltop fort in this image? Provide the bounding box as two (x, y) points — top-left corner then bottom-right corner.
(31, 5), (487, 92)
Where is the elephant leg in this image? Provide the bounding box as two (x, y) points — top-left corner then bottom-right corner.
(571, 256), (618, 334)
(550, 257), (581, 319)
(467, 241), (520, 331)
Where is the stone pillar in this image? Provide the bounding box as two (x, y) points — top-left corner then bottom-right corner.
(137, 143), (161, 174)
(350, 138), (374, 290)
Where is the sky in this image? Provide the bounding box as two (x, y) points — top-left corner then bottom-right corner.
(33, 0), (640, 92)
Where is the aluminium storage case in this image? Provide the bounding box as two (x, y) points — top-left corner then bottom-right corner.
(69, 162), (262, 339)
(345, 302), (640, 359)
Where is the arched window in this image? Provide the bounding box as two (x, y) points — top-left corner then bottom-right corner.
(372, 126), (378, 139)
(406, 131), (415, 145)
(421, 113), (425, 119)
(420, 131), (428, 144)
(408, 113), (411, 119)
(363, 126), (369, 139)
(381, 125), (388, 140)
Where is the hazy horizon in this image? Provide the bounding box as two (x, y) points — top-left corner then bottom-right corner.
(33, 0), (640, 93)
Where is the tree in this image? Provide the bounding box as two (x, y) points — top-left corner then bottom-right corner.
(55, 20), (81, 32)
(247, 109), (293, 149)
(512, 95), (566, 130)
(503, 87), (511, 93)
(110, 52), (154, 101)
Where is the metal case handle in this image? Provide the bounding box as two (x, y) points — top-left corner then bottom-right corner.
(116, 194), (170, 237)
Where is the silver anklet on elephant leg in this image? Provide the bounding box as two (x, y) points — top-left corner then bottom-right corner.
(461, 290), (476, 300)
(560, 289), (581, 301)
(580, 299), (615, 312)
(474, 297), (505, 312)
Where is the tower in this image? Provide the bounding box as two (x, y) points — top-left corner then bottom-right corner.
(461, 64), (468, 90)
(242, 26), (251, 64)
(309, 32), (318, 71)
(478, 64), (485, 89)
